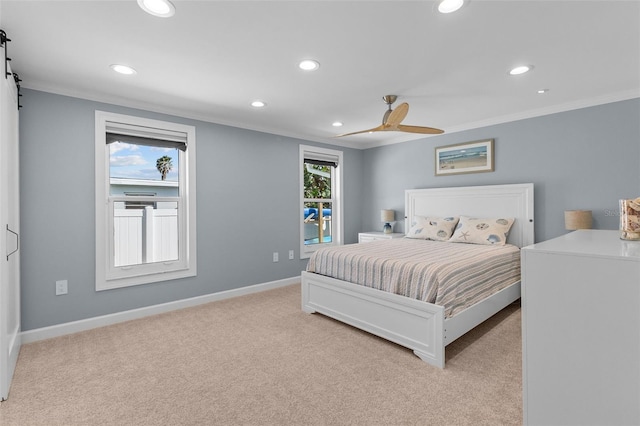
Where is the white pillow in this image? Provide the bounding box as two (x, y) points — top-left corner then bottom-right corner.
(448, 216), (515, 246)
(406, 216), (459, 241)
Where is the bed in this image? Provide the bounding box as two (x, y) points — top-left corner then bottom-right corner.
(301, 183), (534, 368)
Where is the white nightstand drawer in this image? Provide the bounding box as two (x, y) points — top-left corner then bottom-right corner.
(358, 232), (404, 243)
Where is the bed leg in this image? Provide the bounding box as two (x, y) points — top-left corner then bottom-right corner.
(413, 350), (445, 369)
(301, 273), (317, 314)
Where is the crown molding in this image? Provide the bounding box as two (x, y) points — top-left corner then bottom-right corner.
(22, 81), (639, 151)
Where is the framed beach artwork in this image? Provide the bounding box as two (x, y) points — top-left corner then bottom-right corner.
(435, 139), (494, 176)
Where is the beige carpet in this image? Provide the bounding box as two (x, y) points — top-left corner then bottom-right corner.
(0, 284), (522, 425)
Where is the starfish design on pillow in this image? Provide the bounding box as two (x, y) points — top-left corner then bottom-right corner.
(458, 231), (470, 240)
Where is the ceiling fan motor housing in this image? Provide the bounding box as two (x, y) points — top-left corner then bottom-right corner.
(382, 95), (397, 105)
(382, 95), (397, 124)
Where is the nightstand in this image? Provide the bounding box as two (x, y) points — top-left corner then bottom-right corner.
(358, 231), (405, 243)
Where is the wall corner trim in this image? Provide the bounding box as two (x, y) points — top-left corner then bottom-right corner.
(21, 277), (300, 344)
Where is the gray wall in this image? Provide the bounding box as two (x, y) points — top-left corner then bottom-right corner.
(19, 89), (639, 331)
(19, 89), (363, 331)
(361, 98), (640, 243)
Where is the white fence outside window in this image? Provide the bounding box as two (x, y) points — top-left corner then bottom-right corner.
(114, 206), (178, 267)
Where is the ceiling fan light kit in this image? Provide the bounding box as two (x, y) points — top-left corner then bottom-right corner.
(336, 95), (444, 138)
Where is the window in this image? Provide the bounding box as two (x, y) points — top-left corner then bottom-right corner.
(300, 145), (343, 259)
(95, 111), (197, 290)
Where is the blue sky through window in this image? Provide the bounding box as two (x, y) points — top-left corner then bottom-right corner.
(110, 142), (179, 181)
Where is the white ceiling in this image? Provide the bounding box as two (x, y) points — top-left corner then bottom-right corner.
(1, 0), (639, 149)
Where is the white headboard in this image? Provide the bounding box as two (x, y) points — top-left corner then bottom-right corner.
(405, 183), (534, 248)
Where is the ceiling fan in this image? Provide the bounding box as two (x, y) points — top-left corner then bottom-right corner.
(336, 95), (444, 137)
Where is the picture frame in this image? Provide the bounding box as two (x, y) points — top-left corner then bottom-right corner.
(435, 139), (494, 176)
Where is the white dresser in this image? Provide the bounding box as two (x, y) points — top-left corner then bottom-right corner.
(357, 231), (404, 243)
(521, 230), (640, 425)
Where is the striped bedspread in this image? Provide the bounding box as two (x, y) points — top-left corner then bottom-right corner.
(306, 238), (521, 318)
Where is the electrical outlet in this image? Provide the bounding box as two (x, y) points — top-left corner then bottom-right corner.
(289, 250), (294, 260)
(55, 280), (68, 296)
(273, 252), (279, 262)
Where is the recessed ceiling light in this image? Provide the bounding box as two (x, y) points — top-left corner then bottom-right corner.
(137, 0), (175, 17)
(251, 100), (266, 108)
(509, 65), (533, 75)
(110, 64), (137, 75)
(332, 121), (343, 127)
(299, 60), (320, 71)
(537, 89), (549, 94)
(438, 0), (464, 14)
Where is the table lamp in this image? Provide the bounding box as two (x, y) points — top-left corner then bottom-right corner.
(564, 210), (592, 231)
(381, 209), (395, 234)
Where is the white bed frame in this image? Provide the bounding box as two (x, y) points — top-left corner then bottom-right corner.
(301, 183), (534, 368)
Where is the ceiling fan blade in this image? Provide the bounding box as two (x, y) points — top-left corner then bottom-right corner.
(336, 97), (444, 137)
(397, 124), (444, 134)
(335, 124), (385, 137)
(385, 102), (409, 126)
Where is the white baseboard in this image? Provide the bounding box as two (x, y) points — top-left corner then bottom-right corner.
(21, 276), (300, 344)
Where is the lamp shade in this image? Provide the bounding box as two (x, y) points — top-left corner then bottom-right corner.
(564, 210), (592, 230)
(381, 209), (395, 223)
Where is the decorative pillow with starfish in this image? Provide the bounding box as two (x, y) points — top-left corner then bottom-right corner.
(448, 216), (515, 246)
